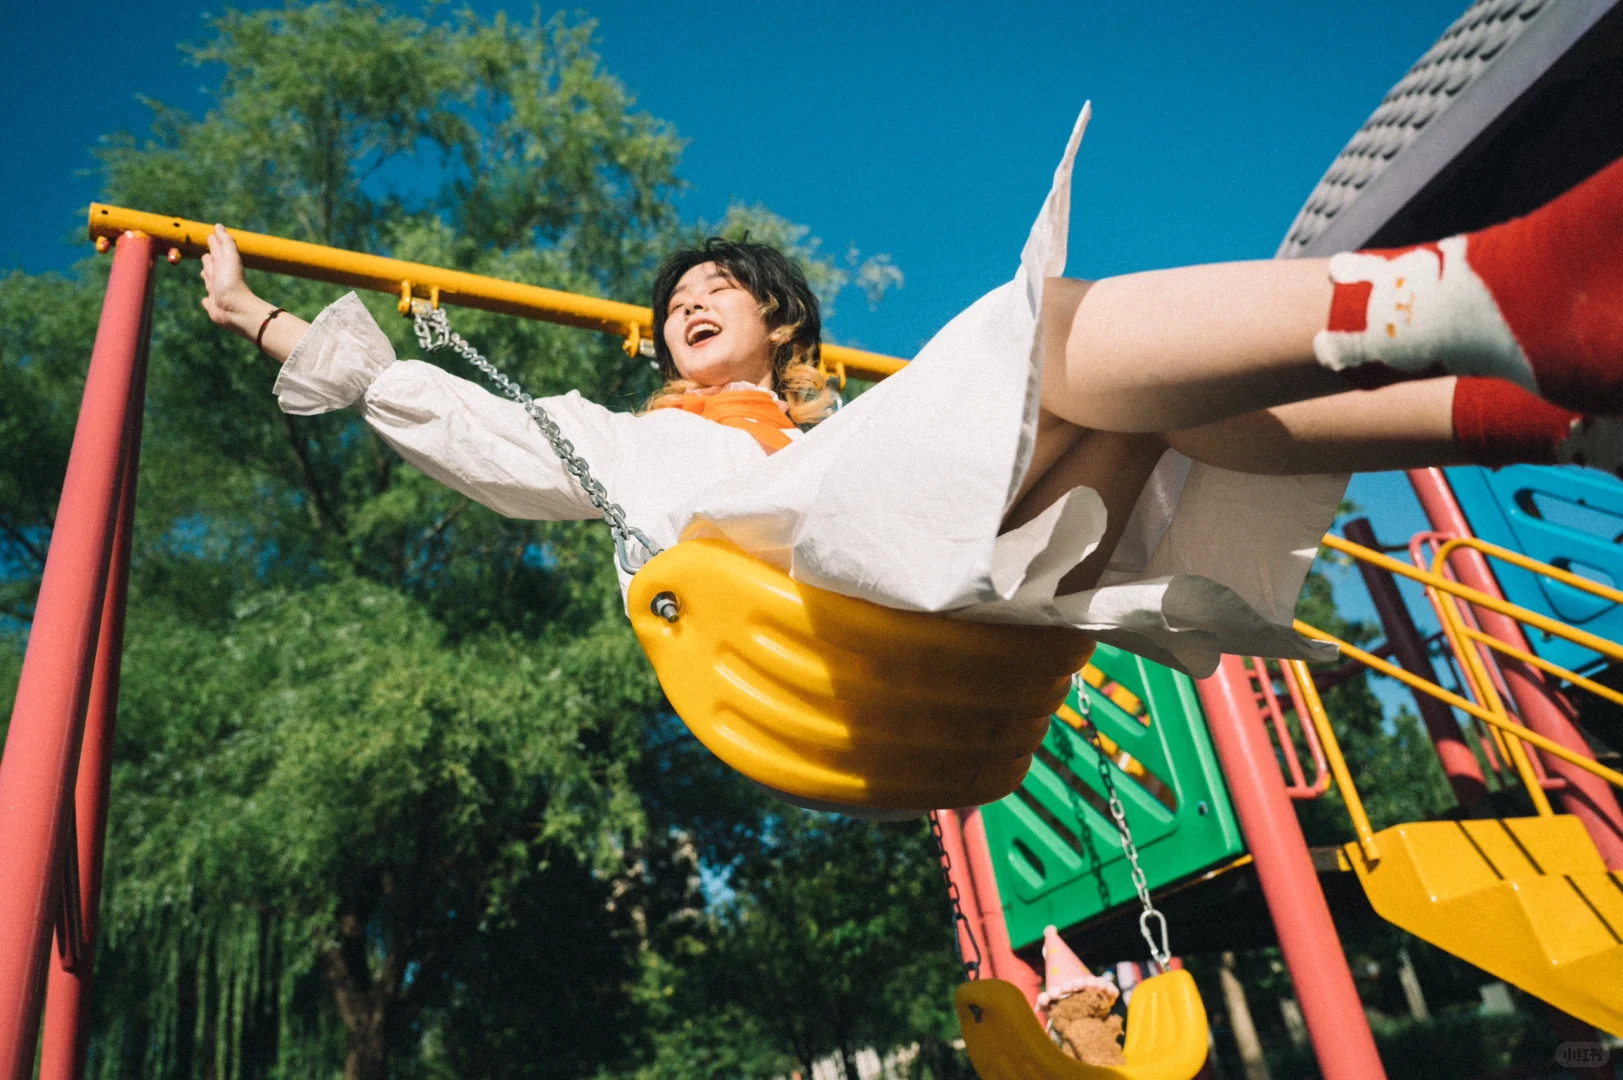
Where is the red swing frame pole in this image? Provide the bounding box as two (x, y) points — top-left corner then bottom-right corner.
(0, 231), (152, 1080)
(1196, 656), (1387, 1080)
(37, 307), (148, 1080)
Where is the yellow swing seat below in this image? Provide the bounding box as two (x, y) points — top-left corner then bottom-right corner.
(628, 537), (1096, 812)
(956, 973), (1211, 1080)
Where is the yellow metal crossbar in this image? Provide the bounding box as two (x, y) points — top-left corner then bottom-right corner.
(87, 204), (909, 381)
(1321, 533), (1623, 665)
(1460, 627), (1623, 710)
(1292, 621), (1623, 791)
(1433, 536), (1623, 609)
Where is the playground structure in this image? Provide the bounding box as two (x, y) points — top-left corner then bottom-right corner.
(937, 512), (1623, 1079)
(7, 2), (1623, 1077)
(0, 214), (1619, 1080)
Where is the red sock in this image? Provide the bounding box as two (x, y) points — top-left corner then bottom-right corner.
(1452, 377), (1578, 467)
(1317, 156), (1623, 411)
(1470, 156), (1623, 412)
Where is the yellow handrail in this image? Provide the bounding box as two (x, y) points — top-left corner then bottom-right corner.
(1293, 620), (1623, 790)
(1460, 626), (1623, 710)
(1433, 535), (1623, 608)
(1316, 530), (1623, 816)
(1427, 578), (1554, 815)
(1320, 534), (1623, 665)
(87, 203), (909, 381)
(1284, 659), (1380, 859)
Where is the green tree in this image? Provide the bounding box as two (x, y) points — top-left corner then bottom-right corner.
(693, 814), (964, 1080)
(0, 4), (897, 1078)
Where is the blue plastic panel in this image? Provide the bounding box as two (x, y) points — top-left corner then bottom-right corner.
(1444, 465), (1623, 675)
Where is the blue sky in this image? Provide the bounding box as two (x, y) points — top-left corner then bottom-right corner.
(7, 0), (1474, 700)
(9, 0), (1470, 352)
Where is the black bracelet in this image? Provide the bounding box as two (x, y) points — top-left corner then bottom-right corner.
(255, 307), (286, 355)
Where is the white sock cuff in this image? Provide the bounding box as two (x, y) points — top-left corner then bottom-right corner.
(1312, 236), (1537, 393)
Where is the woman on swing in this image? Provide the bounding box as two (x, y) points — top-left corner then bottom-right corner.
(200, 106), (1623, 685)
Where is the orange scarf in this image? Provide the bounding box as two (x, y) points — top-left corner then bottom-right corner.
(651, 389), (798, 453)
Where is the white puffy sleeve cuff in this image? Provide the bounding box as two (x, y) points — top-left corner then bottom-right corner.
(363, 364), (619, 522)
(269, 291), (640, 524)
(272, 292), (396, 414)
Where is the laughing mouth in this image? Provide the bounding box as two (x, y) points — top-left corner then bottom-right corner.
(685, 319), (722, 346)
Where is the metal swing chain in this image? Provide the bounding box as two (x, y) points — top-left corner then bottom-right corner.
(1071, 673), (1173, 973)
(410, 301), (662, 575)
(928, 811), (983, 983)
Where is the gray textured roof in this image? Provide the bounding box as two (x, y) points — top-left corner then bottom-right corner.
(1278, 0), (1615, 257)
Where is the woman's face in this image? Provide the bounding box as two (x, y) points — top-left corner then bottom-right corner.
(662, 262), (775, 388)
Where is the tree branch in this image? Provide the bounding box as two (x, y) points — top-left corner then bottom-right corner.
(279, 413), (346, 537)
(0, 516), (48, 566)
(417, 499), (469, 554)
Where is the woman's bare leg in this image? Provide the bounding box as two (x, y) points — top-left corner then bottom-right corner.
(1040, 264), (1346, 433)
(1003, 427), (1169, 594)
(1007, 380), (1467, 594)
(1165, 378), (1469, 475)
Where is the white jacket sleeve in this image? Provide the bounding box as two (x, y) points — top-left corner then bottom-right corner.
(272, 292), (623, 522)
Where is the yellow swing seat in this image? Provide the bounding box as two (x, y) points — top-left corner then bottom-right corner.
(956, 973), (1210, 1080)
(628, 537), (1096, 812)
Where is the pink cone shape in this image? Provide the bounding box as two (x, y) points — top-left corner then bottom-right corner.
(1038, 925), (1118, 1008)
(1043, 925), (1089, 987)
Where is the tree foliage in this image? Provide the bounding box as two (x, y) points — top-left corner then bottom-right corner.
(1, 4), (917, 1078)
(1, 5), (1501, 1079)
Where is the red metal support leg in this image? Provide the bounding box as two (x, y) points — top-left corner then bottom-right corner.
(1197, 655), (1386, 1080)
(1408, 468), (1623, 867)
(0, 232), (152, 1080)
(936, 810), (989, 978)
(38, 322), (147, 1080)
(1342, 518), (1490, 810)
(946, 808), (1044, 1007)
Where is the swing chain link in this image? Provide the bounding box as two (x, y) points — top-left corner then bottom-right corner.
(1072, 674), (1173, 973)
(929, 811), (982, 983)
(411, 301), (662, 575)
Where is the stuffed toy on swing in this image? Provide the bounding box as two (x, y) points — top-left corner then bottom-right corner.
(410, 302), (1212, 1080)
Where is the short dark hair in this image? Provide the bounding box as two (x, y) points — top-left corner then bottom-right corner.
(649, 237), (823, 383)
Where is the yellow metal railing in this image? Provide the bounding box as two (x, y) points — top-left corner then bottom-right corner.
(1263, 529), (1623, 853)
(1292, 623), (1623, 788)
(87, 204), (909, 382)
(1320, 534), (1623, 667)
(1292, 534), (1623, 828)
(1281, 659), (1382, 859)
(1421, 539), (1553, 815)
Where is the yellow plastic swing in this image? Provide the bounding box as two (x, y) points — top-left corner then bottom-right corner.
(956, 973), (1210, 1080)
(627, 537), (1096, 811)
(414, 298), (1206, 1076)
(414, 301), (1095, 811)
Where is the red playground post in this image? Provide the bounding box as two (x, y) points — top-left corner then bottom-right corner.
(37, 338), (146, 1080)
(0, 231), (152, 1080)
(1196, 656), (1387, 1080)
(937, 808), (1044, 1005)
